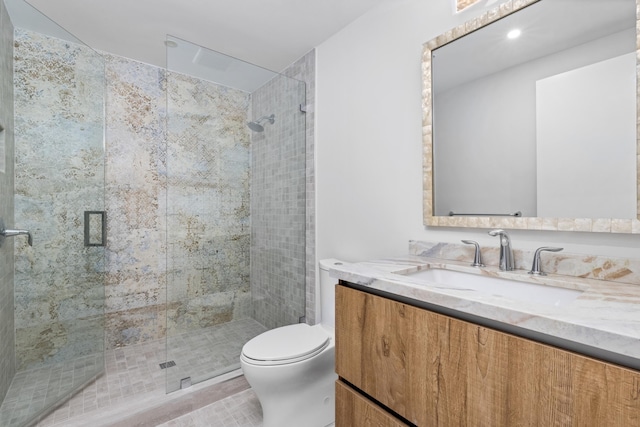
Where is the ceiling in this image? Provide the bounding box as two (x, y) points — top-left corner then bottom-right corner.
(7, 0), (396, 73)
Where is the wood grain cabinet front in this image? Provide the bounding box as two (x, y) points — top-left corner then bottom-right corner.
(336, 380), (410, 427)
(335, 284), (640, 427)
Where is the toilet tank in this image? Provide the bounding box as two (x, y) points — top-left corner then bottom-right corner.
(318, 259), (344, 328)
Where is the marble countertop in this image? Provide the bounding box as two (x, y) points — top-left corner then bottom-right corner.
(329, 255), (640, 367)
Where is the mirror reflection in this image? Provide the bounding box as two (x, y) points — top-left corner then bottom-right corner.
(431, 0), (637, 220)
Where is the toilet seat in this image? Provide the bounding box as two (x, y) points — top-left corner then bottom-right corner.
(241, 323), (330, 366)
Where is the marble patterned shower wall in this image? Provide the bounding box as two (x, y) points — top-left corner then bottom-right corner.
(104, 54), (167, 349)
(106, 53), (254, 346)
(11, 27), (315, 357)
(165, 71), (252, 336)
(11, 29), (250, 354)
(13, 29), (105, 370)
(0, 0), (15, 403)
(105, 55), (254, 346)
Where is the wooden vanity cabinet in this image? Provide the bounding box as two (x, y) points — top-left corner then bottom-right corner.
(336, 380), (410, 427)
(335, 284), (640, 427)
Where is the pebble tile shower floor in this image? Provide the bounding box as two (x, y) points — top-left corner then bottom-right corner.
(0, 318), (267, 427)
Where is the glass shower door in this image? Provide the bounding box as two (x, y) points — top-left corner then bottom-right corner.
(164, 36), (307, 393)
(0, 2), (106, 425)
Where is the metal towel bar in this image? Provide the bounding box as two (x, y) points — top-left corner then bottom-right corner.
(449, 211), (522, 217)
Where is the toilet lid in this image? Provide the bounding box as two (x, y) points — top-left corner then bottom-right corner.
(242, 323), (330, 363)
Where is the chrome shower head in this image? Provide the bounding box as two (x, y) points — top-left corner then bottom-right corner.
(247, 121), (265, 132)
(247, 114), (275, 132)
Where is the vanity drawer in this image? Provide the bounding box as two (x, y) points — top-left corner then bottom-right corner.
(335, 284), (640, 426)
(336, 380), (410, 427)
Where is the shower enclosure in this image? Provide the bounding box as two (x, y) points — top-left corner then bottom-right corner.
(0, 0), (307, 424)
(0, 1), (106, 426)
(164, 36), (307, 392)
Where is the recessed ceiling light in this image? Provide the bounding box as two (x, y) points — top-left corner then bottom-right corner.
(164, 40), (178, 48)
(507, 29), (521, 40)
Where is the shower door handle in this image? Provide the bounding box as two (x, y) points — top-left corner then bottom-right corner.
(0, 227), (32, 246)
(84, 211), (106, 247)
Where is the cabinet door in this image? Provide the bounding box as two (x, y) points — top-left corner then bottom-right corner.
(336, 380), (409, 427)
(335, 284), (640, 426)
(336, 285), (432, 425)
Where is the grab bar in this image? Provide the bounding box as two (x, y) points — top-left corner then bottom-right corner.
(449, 211), (522, 217)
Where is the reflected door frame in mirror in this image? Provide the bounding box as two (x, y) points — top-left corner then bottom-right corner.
(422, 0), (640, 233)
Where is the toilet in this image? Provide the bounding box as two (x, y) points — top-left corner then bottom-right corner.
(240, 259), (342, 427)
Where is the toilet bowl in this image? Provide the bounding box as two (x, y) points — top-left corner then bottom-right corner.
(240, 259), (343, 427)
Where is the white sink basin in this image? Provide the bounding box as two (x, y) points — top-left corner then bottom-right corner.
(403, 268), (583, 307)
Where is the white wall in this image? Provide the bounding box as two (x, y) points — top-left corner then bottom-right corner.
(316, 0), (640, 263)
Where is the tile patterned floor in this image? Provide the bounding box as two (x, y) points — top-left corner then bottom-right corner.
(0, 318), (267, 427)
(0, 353), (103, 427)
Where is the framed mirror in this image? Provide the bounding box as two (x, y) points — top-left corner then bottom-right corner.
(422, 0), (640, 233)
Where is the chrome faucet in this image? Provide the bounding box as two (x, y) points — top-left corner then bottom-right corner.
(488, 229), (514, 271)
(461, 240), (485, 267)
(528, 247), (563, 276)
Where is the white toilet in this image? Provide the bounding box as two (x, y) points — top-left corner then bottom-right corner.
(240, 259), (342, 427)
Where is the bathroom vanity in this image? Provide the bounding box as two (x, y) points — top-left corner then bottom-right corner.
(333, 0), (640, 422)
(332, 252), (640, 427)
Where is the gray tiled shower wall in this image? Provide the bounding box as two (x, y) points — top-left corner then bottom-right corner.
(282, 52), (317, 326)
(250, 72), (307, 329)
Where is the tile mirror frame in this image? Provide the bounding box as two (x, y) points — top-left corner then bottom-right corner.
(422, 0), (640, 233)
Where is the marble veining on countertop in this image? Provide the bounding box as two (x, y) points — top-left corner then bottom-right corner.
(330, 243), (640, 367)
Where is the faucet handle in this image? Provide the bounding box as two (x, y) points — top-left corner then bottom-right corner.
(528, 247), (563, 276)
(461, 240), (485, 267)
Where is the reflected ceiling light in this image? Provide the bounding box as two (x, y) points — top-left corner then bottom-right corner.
(164, 40), (178, 48)
(507, 29), (522, 39)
